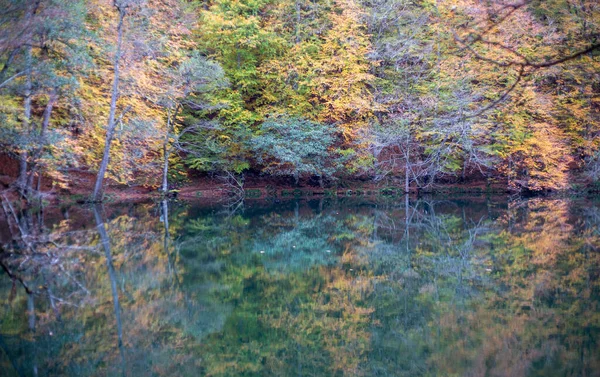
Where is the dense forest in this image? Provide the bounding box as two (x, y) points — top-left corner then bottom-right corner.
(0, 0), (599, 200)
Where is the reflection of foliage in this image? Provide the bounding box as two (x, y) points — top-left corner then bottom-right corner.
(173, 201), (376, 376)
(252, 213), (341, 272)
(0, 202), (231, 376)
(361, 198), (600, 376)
(1, 197), (599, 376)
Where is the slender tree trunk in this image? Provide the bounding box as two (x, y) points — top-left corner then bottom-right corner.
(405, 193), (410, 229)
(38, 92), (57, 148)
(404, 147), (410, 194)
(27, 91), (58, 191)
(161, 106), (178, 194)
(18, 46), (33, 195)
(161, 144), (170, 194)
(161, 123), (171, 194)
(92, 9), (126, 202)
(17, 1), (41, 196)
(0, 48), (18, 83)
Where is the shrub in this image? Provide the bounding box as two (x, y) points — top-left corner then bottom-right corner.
(251, 116), (338, 184)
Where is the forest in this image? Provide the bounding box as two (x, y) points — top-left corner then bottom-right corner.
(0, 0), (599, 201)
(1, 1), (600, 373)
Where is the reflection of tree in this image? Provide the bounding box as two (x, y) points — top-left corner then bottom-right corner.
(0, 200), (95, 376)
(0, 201), (231, 376)
(361, 197), (600, 377)
(251, 213), (341, 272)
(360, 198), (495, 376)
(92, 205), (125, 376)
(1, 198), (599, 376)
(172, 201), (376, 376)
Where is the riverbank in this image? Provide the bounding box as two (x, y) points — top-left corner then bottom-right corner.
(0, 168), (508, 203)
(1, 161), (599, 205)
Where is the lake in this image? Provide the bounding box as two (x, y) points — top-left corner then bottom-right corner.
(1, 196), (599, 376)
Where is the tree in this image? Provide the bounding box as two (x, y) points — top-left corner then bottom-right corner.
(446, 0), (600, 190)
(262, 0), (378, 173)
(92, 0), (145, 202)
(0, 0), (90, 197)
(365, 0), (483, 190)
(158, 53), (227, 194)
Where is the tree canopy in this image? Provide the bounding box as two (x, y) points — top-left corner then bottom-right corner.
(0, 0), (598, 197)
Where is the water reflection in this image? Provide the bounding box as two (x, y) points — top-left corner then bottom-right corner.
(1, 197), (599, 376)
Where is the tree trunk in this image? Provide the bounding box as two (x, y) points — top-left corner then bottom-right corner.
(27, 91), (58, 191)
(161, 106), (178, 194)
(18, 46), (32, 195)
(92, 8), (126, 202)
(39, 93), (57, 146)
(404, 147), (410, 194)
(161, 142), (170, 194)
(404, 193), (410, 229)
(17, 1), (40, 197)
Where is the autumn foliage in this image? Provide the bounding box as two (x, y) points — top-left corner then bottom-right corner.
(0, 0), (598, 195)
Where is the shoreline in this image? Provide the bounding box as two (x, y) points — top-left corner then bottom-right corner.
(2, 167), (599, 205)
(3, 180), (599, 207)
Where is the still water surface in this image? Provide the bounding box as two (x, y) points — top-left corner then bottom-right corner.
(1, 196), (599, 376)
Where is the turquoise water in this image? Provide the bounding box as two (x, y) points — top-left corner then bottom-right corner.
(1, 197), (599, 376)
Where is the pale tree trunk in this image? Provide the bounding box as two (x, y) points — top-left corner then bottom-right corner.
(161, 141), (170, 194)
(27, 91), (58, 191)
(404, 146), (410, 194)
(92, 8), (126, 201)
(405, 193), (409, 228)
(18, 46), (32, 195)
(161, 126), (170, 194)
(161, 106), (178, 194)
(404, 194), (410, 256)
(18, 1), (40, 197)
(162, 114), (171, 195)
